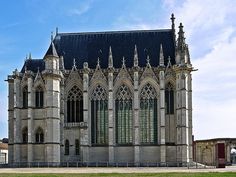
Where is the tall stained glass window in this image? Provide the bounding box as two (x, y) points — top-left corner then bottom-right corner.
(35, 86), (44, 108)
(67, 85), (83, 122)
(140, 83), (158, 144)
(115, 84), (133, 145)
(23, 86), (28, 108)
(91, 85), (108, 144)
(165, 83), (174, 114)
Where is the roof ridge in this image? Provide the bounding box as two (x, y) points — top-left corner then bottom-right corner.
(57, 29), (172, 36)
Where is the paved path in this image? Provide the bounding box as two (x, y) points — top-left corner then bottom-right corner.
(0, 166), (236, 173)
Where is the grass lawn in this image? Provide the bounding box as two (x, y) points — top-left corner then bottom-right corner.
(1, 173), (236, 177)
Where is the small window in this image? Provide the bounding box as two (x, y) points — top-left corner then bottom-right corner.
(23, 86), (28, 108)
(22, 127), (28, 143)
(65, 139), (69, 155)
(35, 127), (44, 143)
(75, 139), (80, 155)
(35, 86), (44, 108)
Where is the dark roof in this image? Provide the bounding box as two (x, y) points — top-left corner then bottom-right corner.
(21, 59), (44, 73)
(54, 29), (176, 69)
(21, 29), (176, 72)
(45, 42), (59, 58)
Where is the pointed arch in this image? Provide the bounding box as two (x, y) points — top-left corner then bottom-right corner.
(115, 84), (133, 145)
(91, 84), (108, 145)
(35, 86), (44, 108)
(66, 85), (83, 123)
(22, 127), (28, 143)
(35, 127), (44, 143)
(22, 86), (28, 108)
(139, 83), (158, 144)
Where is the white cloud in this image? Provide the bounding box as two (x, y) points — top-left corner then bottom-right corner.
(68, 1), (92, 16)
(165, 0), (236, 139)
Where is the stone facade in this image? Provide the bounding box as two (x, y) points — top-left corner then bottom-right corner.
(6, 14), (194, 166)
(193, 138), (236, 166)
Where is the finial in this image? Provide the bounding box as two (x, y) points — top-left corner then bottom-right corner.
(37, 67), (40, 72)
(25, 54), (28, 61)
(133, 44), (139, 67)
(167, 56), (172, 68)
(72, 58), (77, 70)
(96, 57), (100, 69)
(108, 46), (113, 68)
(177, 22), (185, 50)
(29, 52), (32, 60)
(170, 13), (175, 30)
(146, 55), (151, 67)
(122, 56), (126, 68)
(56, 27), (58, 35)
(159, 44), (164, 67)
(51, 31), (53, 42)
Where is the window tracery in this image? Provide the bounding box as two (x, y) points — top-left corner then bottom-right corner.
(115, 84), (133, 144)
(66, 85), (83, 122)
(35, 127), (44, 143)
(91, 85), (108, 145)
(140, 83), (158, 144)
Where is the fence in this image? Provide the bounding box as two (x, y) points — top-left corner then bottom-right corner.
(0, 161), (216, 168)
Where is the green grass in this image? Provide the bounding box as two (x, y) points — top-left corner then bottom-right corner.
(0, 173), (236, 177)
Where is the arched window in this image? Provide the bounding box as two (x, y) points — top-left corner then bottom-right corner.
(22, 127), (28, 143)
(165, 83), (174, 114)
(115, 84), (133, 145)
(65, 139), (69, 155)
(35, 127), (44, 143)
(35, 86), (44, 108)
(91, 85), (108, 145)
(75, 139), (80, 155)
(67, 85), (83, 122)
(140, 83), (158, 144)
(22, 86), (28, 108)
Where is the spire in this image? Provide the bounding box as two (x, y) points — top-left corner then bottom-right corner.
(167, 56), (172, 68)
(96, 57), (100, 69)
(146, 55), (151, 67)
(51, 31), (54, 42)
(72, 58), (77, 70)
(108, 46), (113, 68)
(177, 23), (186, 50)
(56, 27), (58, 35)
(122, 56), (126, 68)
(44, 41), (59, 58)
(133, 44), (138, 67)
(170, 13), (176, 35)
(28, 52), (32, 60)
(159, 44), (164, 67)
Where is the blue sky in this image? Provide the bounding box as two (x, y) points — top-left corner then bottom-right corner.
(0, 0), (236, 140)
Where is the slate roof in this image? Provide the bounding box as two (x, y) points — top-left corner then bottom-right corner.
(21, 59), (45, 73)
(21, 29), (176, 72)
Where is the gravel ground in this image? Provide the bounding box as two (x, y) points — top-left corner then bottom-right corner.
(0, 166), (236, 173)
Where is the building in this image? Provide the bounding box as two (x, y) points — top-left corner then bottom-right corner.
(193, 138), (236, 166)
(6, 14), (194, 166)
(0, 139), (8, 164)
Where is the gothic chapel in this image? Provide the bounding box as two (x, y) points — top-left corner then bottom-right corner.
(7, 14), (194, 166)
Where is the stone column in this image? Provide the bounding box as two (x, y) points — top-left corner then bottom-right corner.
(133, 69), (140, 164)
(60, 80), (65, 159)
(81, 62), (90, 162)
(27, 75), (33, 162)
(159, 70), (166, 165)
(13, 75), (21, 163)
(176, 69), (190, 166)
(108, 68), (114, 163)
(7, 74), (15, 164)
(188, 73), (193, 163)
